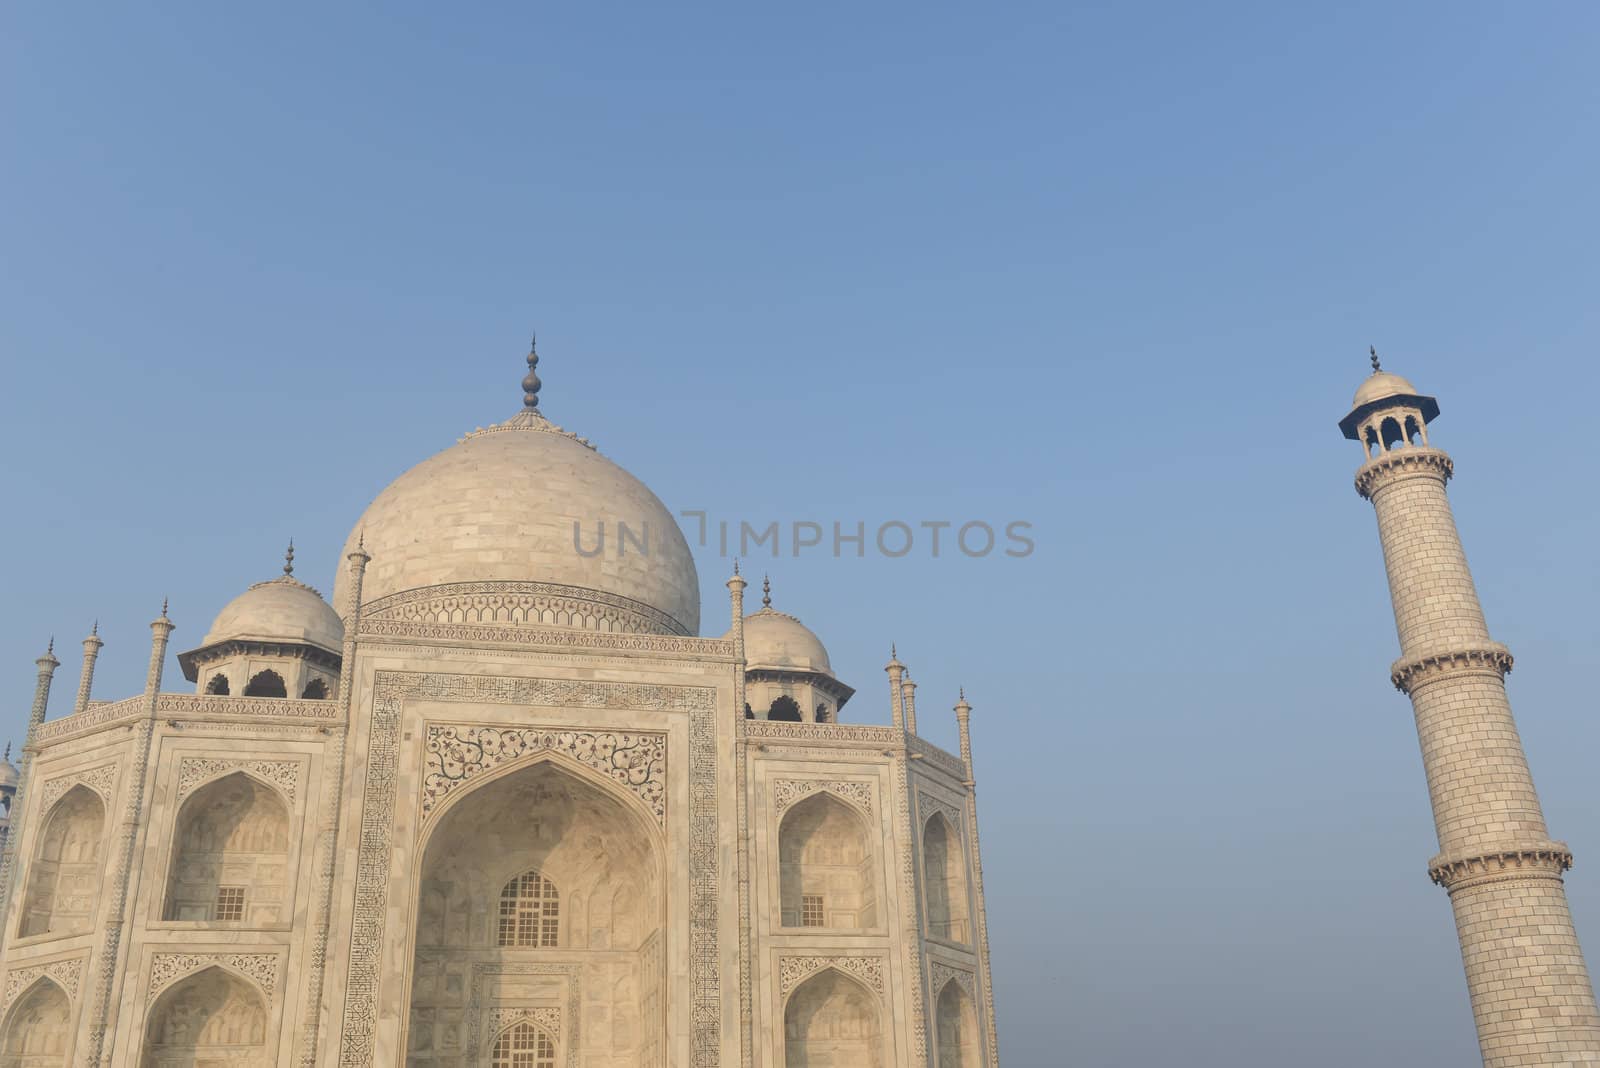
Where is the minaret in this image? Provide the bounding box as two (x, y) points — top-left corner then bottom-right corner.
(1341, 353), (1600, 1064)
(885, 645), (906, 730)
(900, 671), (919, 735)
(73, 621), (103, 715)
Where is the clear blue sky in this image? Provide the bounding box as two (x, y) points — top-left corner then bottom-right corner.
(3, 4), (1598, 1065)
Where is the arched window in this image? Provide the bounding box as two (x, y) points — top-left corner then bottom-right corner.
(815, 703), (831, 724)
(779, 793), (876, 929)
(300, 678), (328, 700)
(20, 785), (104, 938)
(491, 1021), (556, 1067)
(768, 696), (802, 722)
(923, 811), (971, 943)
(936, 979), (981, 1068)
(142, 967), (268, 1064)
(242, 670), (287, 698)
(497, 870), (559, 947)
(744, 703), (754, 719)
(1405, 414), (1424, 445)
(1380, 416), (1405, 451)
(1, 978), (71, 1064)
(784, 969), (883, 1068)
(164, 773), (291, 923)
(206, 673), (231, 695)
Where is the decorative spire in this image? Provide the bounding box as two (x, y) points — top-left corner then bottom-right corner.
(161, 597), (169, 619)
(733, 559), (740, 576)
(284, 539), (296, 576)
(762, 574), (772, 609)
(46, 637), (53, 657)
(959, 686), (966, 701)
(91, 620), (98, 636)
(522, 333), (542, 410)
(1370, 345), (1381, 374)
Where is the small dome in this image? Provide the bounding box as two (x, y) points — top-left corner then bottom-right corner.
(334, 410), (700, 635)
(1352, 371), (1420, 408)
(202, 575), (344, 653)
(738, 608), (832, 673)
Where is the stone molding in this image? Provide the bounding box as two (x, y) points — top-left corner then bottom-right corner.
(421, 724), (667, 827)
(1355, 447), (1453, 499)
(929, 960), (976, 1000)
(158, 693), (341, 721)
(339, 672), (720, 1068)
(33, 696), (142, 744)
(147, 951), (281, 999)
(175, 756), (302, 805)
(778, 954), (886, 999)
(742, 721), (903, 746)
(358, 618), (732, 659)
(1391, 644), (1513, 695)
(37, 763), (118, 811)
(465, 961), (580, 1067)
(905, 734), (968, 780)
(2, 957), (83, 1013)
(1429, 843), (1574, 893)
(770, 778), (874, 817)
(361, 579), (694, 638)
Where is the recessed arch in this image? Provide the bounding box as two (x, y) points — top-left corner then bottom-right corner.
(0, 976), (71, 1064)
(923, 810), (971, 943)
(142, 965), (269, 1065)
(768, 696), (802, 722)
(300, 677), (328, 700)
(1379, 416), (1405, 450)
(784, 967), (884, 1068)
(205, 673), (231, 695)
(163, 771), (291, 923)
(779, 791), (877, 930)
(405, 756), (664, 1063)
(19, 784), (105, 938)
(935, 977), (982, 1068)
(242, 669), (286, 698)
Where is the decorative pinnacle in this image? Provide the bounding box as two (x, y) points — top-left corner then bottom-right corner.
(284, 539), (295, 576)
(161, 597), (170, 619)
(522, 334), (542, 410)
(91, 620), (98, 637)
(762, 575), (772, 609)
(46, 637), (53, 657)
(1370, 345), (1381, 374)
(733, 559), (740, 576)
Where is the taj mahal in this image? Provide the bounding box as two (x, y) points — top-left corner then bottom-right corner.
(0, 341), (999, 1067)
(1, 340), (1598, 1068)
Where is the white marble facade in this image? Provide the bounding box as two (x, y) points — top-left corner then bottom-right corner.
(0, 349), (998, 1067)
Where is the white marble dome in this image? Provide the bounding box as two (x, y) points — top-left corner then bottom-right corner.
(739, 607), (832, 673)
(1352, 370), (1420, 408)
(203, 575), (344, 653)
(334, 410), (700, 635)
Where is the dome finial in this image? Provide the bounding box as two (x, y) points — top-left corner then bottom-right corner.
(1370, 345), (1381, 374)
(522, 333), (542, 410)
(762, 574), (772, 609)
(284, 538), (295, 576)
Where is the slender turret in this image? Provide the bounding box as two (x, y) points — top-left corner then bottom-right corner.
(73, 622), (103, 715)
(1342, 356), (1600, 1064)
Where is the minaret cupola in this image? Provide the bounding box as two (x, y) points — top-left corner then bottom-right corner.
(177, 542), (344, 699)
(1339, 347), (1441, 459)
(731, 576), (854, 722)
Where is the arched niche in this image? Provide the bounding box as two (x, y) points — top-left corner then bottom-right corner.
(768, 696), (802, 722)
(784, 968), (883, 1068)
(491, 1020), (556, 1066)
(19, 784), (105, 938)
(205, 673), (230, 695)
(242, 670), (286, 698)
(1, 978), (72, 1065)
(936, 978), (982, 1068)
(406, 758), (663, 1065)
(163, 772), (291, 924)
(141, 966), (269, 1066)
(922, 811), (971, 943)
(779, 792), (877, 930)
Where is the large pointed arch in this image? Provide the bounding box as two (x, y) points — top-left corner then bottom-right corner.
(783, 967), (884, 1068)
(141, 965), (270, 1065)
(163, 770), (291, 923)
(404, 753), (665, 1064)
(19, 784), (104, 938)
(922, 810), (971, 943)
(0, 976), (72, 1065)
(935, 977), (982, 1068)
(779, 791), (878, 930)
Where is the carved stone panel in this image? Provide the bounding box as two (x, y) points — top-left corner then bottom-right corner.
(2, 957), (83, 1013)
(778, 954), (886, 999)
(148, 951), (281, 998)
(771, 778), (874, 817)
(422, 725), (666, 827)
(175, 757), (302, 805)
(37, 764), (117, 811)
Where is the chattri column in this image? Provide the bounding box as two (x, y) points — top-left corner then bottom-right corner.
(1341, 357), (1600, 1065)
